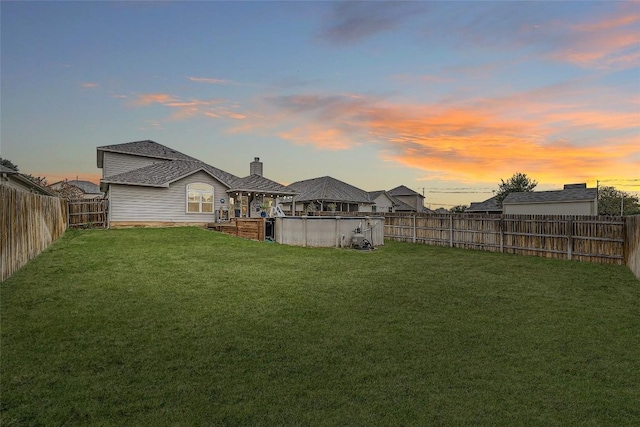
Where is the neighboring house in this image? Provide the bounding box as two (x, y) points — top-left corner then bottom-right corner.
(49, 180), (103, 200)
(282, 176), (375, 213)
(467, 196), (502, 214)
(0, 164), (55, 196)
(97, 140), (297, 227)
(502, 184), (598, 216)
(388, 185), (426, 212)
(367, 190), (399, 213)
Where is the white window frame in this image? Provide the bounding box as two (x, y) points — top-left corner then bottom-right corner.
(186, 183), (214, 214)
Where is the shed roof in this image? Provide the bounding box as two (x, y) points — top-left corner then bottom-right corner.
(503, 188), (597, 204)
(289, 176), (372, 204)
(0, 165), (56, 196)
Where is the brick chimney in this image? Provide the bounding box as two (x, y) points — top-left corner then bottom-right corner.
(250, 157), (263, 176)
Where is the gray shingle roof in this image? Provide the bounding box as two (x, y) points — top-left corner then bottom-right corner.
(289, 176), (372, 203)
(101, 160), (239, 189)
(67, 180), (101, 194)
(229, 174), (298, 195)
(368, 190), (385, 200)
(467, 196), (502, 213)
(97, 140), (197, 167)
(503, 188), (597, 204)
(388, 185), (424, 198)
(388, 196), (416, 211)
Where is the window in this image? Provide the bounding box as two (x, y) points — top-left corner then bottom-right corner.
(372, 205), (377, 213)
(187, 183), (214, 213)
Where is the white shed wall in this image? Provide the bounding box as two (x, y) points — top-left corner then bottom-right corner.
(503, 201), (596, 216)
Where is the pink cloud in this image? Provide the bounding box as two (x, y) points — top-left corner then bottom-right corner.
(130, 93), (179, 106)
(81, 82), (99, 88)
(552, 10), (640, 69)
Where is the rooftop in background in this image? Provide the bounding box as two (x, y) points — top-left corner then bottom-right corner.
(97, 140), (198, 168)
(503, 186), (597, 204)
(288, 176), (372, 204)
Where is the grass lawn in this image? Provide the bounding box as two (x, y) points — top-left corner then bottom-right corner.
(2, 227), (639, 426)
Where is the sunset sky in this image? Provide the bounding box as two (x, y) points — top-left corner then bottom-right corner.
(1, 1), (638, 208)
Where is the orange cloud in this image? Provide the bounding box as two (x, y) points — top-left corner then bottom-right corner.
(129, 93), (248, 122)
(279, 126), (354, 150)
(265, 89), (639, 185)
(81, 82), (99, 88)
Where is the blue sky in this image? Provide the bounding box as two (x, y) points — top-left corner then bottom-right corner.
(1, 1), (638, 207)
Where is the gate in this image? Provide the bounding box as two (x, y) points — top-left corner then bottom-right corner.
(68, 198), (108, 228)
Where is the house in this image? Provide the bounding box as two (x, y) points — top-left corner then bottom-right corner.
(467, 195), (502, 214)
(49, 179), (103, 200)
(281, 176), (375, 214)
(367, 190), (399, 213)
(388, 185), (427, 212)
(502, 183), (598, 216)
(97, 140), (297, 227)
(0, 164), (55, 196)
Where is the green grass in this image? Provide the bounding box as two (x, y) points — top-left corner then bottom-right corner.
(2, 227), (639, 426)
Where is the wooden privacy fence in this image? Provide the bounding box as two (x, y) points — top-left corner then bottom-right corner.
(385, 213), (638, 270)
(1, 186), (68, 281)
(68, 198), (108, 228)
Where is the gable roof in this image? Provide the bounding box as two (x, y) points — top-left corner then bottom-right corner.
(97, 140), (197, 168)
(388, 185), (424, 198)
(288, 176), (372, 204)
(467, 195), (502, 213)
(100, 160), (240, 190)
(503, 188), (597, 204)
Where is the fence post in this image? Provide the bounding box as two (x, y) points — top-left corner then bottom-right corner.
(500, 217), (504, 253)
(566, 218), (573, 260)
(449, 215), (454, 247)
(412, 214), (416, 243)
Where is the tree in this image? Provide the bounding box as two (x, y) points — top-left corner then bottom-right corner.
(495, 172), (537, 206)
(598, 186), (640, 215)
(450, 204), (468, 213)
(0, 157), (19, 171)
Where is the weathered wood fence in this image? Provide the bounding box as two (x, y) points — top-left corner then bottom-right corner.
(68, 199), (108, 228)
(385, 213), (640, 278)
(625, 215), (640, 279)
(1, 186), (68, 281)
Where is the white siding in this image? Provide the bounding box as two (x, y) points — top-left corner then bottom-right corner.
(503, 201), (596, 216)
(102, 152), (166, 178)
(109, 171), (230, 223)
(372, 194), (395, 213)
